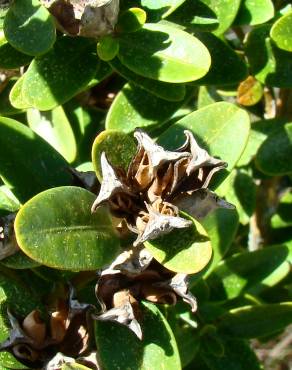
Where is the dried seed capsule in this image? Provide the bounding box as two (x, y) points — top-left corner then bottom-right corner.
(41, 0), (120, 38)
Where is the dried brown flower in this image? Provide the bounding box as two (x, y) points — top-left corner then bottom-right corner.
(41, 0), (120, 38)
(92, 129), (229, 246)
(94, 246), (197, 339)
(0, 287), (93, 368)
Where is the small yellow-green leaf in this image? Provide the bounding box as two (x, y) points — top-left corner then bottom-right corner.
(270, 12), (292, 52)
(97, 36), (119, 62)
(117, 7), (147, 33)
(145, 213), (212, 274)
(92, 130), (137, 181)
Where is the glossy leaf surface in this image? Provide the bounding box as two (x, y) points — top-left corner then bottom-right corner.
(15, 187), (120, 270)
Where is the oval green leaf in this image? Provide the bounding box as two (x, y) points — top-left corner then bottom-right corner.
(158, 102), (250, 177)
(141, 0), (186, 20)
(4, 0), (56, 56)
(0, 117), (72, 203)
(92, 130), (137, 181)
(0, 36), (32, 69)
(145, 213), (212, 273)
(96, 36), (119, 62)
(15, 186), (120, 270)
(22, 37), (99, 110)
(270, 12), (292, 52)
(245, 25), (292, 87)
(109, 58), (186, 101)
(207, 244), (291, 300)
(117, 7), (147, 33)
(118, 23), (211, 83)
(95, 301), (181, 370)
(9, 76), (32, 110)
(192, 32), (248, 86)
(106, 83), (187, 133)
(218, 303), (292, 338)
(234, 0), (274, 26)
(256, 122), (292, 175)
(200, 0), (241, 35)
(27, 106), (77, 164)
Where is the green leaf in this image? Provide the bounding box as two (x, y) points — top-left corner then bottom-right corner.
(201, 338), (261, 370)
(15, 186), (120, 270)
(256, 122), (292, 175)
(0, 185), (20, 215)
(140, 0), (186, 20)
(218, 303), (292, 338)
(198, 86), (223, 109)
(191, 32), (247, 86)
(237, 118), (286, 167)
(207, 245), (291, 300)
(1, 251), (40, 270)
(271, 191), (292, 229)
(27, 106), (77, 164)
(0, 116), (72, 204)
(118, 23), (211, 83)
(106, 83), (187, 133)
(0, 36), (32, 69)
(245, 25), (292, 87)
(145, 213), (212, 274)
(234, 0), (274, 26)
(62, 364), (92, 370)
(109, 58), (186, 101)
(96, 36), (119, 62)
(202, 207), (239, 276)
(158, 102), (250, 177)
(270, 12), (292, 52)
(0, 272), (43, 337)
(0, 351), (28, 370)
(218, 169), (256, 225)
(92, 130), (137, 181)
(95, 301), (181, 370)
(199, 0), (241, 35)
(167, 0), (219, 32)
(4, 0), (56, 56)
(22, 37), (99, 110)
(9, 76), (32, 110)
(0, 79), (22, 116)
(117, 7), (147, 33)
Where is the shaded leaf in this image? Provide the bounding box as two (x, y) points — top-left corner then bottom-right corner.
(192, 32), (248, 86)
(27, 106), (77, 164)
(234, 0), (274, 26)
(95, 301), (181, 370)
(4, 0), (56, 56)
(245, 25), (292, 87)
(0, 37), (32, 69)
(109, 58), (186, 101)
(22, 37), (99, 110)
(218, 303), (292, 338)
(271, 191), (292, 229)
(207, 244), (291, 300)
(0, 117), (72, 203)
(106, 83), (188, 133)
(256, 122), (292, 175)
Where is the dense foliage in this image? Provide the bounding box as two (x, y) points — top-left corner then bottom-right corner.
(0, 0), (291, 369)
